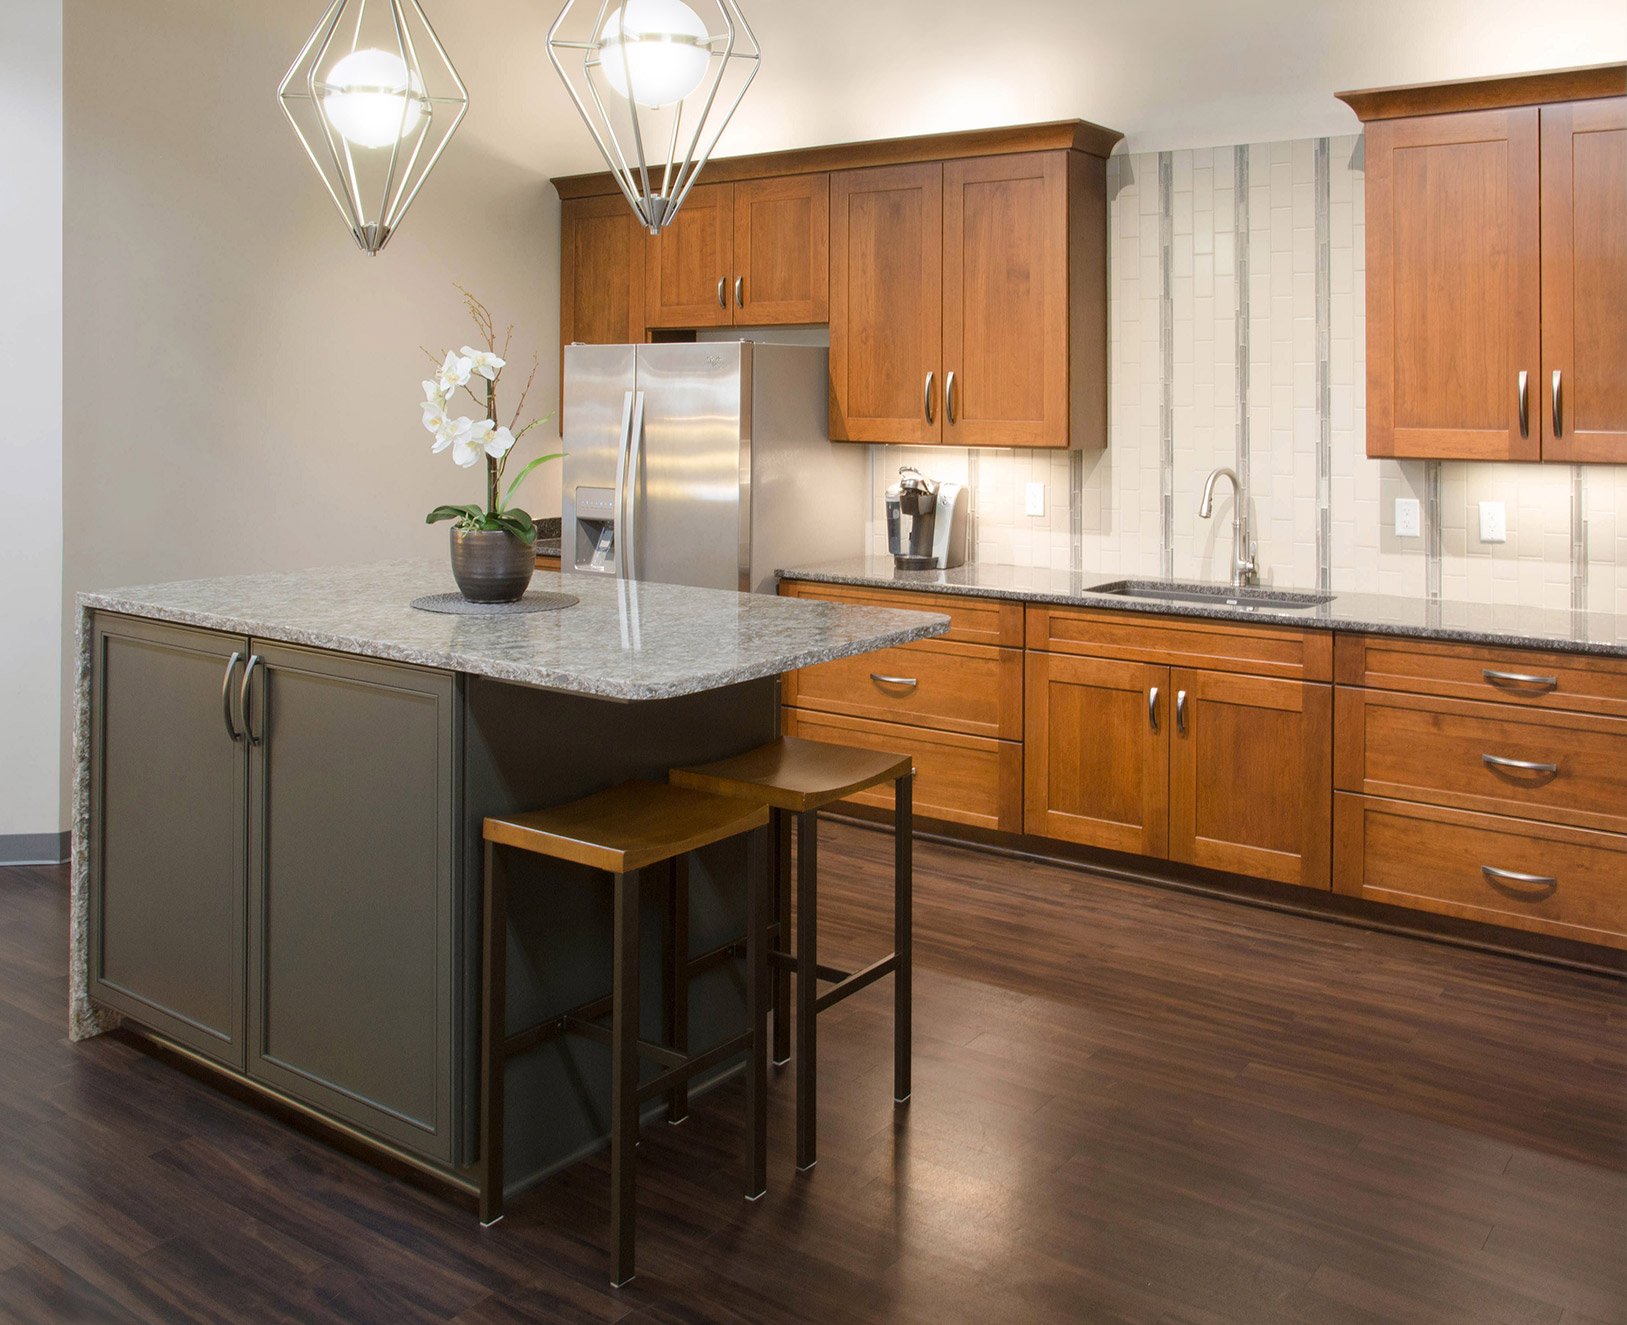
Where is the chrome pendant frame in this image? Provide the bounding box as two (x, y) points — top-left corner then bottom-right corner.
(547, 0), (761, 234)
(278, 0), (469, 256)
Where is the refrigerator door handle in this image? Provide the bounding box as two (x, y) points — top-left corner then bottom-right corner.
(611, 389), (635, 577)
(622, 390), (647, 581)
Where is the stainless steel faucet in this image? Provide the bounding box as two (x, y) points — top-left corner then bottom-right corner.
(1198, 467), (1257, 589)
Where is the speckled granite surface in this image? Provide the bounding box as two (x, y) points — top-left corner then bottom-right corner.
(780, 557), (1627, 658)
(69, 560), (946, 1039)
(79, 560), (948, 701)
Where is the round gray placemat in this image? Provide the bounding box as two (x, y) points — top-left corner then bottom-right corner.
(410, 590), (580, 615)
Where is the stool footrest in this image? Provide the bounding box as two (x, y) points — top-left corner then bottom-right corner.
(814, 953), (898, 1014)
(635, 1031), (752, 1107)
(564, 1014), (690, 1071)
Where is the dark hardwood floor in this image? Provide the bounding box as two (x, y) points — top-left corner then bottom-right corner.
(3, 824), (1624, 1324)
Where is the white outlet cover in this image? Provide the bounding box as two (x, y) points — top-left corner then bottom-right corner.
(1479, 500), (1507, 544)
(1025, 482), (1046, 517)
(1395, 497), (1421, 538)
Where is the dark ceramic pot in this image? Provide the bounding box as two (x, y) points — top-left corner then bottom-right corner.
(449, 528), (535, 603)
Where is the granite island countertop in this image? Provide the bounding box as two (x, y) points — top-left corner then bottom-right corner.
(79, 560), (950, 702)
(778, 556), (1627, 658)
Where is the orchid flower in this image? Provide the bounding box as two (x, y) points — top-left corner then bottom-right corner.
(452, 417), (495, 467)
(422, 398), (453, 439)
(432, 415), (473, 457)
(435, 351), (473, 397)
(485, 425), (516, 459)
(461, 346), (506, 381)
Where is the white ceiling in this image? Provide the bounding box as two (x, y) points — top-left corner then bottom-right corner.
(455, 0), (1627, 176)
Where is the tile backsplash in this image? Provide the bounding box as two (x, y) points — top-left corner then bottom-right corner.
(864, 135), (1626, 616)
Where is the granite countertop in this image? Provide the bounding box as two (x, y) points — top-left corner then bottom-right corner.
(534, 516), (561, 561)
(778, 557), (1627, 658)
(80, 560), (949, 701)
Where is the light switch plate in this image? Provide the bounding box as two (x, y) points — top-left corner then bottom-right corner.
(1395, 497), (1420, 538)
(1025, 482), (1046, 517)
(1479, 501), (1507, 544)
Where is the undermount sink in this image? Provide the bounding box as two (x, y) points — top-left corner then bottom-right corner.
(1085, 579), (1334, 612)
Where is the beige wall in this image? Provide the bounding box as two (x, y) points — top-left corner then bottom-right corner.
(61, 0), (565, 810)
(2, 0), (65, 852)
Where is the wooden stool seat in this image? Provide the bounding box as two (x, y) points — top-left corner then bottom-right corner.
(670, 736), (912, 812)
(484, 781), (769, 873)
(477, 779), (771, 1288)
(671, 737), (914, 1172)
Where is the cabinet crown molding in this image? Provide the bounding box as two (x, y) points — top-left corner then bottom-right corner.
(553, 118), (1124, 200)
(1337, 62), (1626, 122)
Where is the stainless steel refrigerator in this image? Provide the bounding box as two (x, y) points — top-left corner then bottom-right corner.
(561, 341), (867, 594)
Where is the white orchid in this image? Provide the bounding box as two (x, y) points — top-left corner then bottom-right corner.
(431, 414), (473, 457)
(451, 417), (495, 468)
(460, 345), (506, 381)
(435, 351), (473, 397)
(422, 397), (453, 439)
(485, 425), (516, 459)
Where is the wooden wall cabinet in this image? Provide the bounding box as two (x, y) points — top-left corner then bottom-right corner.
(560, 194), (647, 349)
(1340, 65), (1626, 463)
(829, 150), (1106, 448)
(646, 176), (830, 329)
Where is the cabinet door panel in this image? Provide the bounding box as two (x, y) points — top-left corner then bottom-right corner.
(733, 174), (828, 324)
(829, 162), (942, 443)
(561, 194), (646, 346)
(942, 152), (1068, 448)
(1366, 109), (1541, 460)
(247, 644), (459, 1163)
(89, 615), (248, 1069)
(1168, 671), (1332, 889)
(1024, 652), (1167, 855)
(1541, 98), (1627, 463)
(645, 183), (734, 328)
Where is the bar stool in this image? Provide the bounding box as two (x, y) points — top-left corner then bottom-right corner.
(478, 780), (772, 1288)
(671, 737), (913, 1172)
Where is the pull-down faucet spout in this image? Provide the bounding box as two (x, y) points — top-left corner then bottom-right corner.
(1199, 467), (1257, 590)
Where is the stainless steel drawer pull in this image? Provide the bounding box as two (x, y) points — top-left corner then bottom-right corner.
(870, 673), (918, 690)
(221, 652), (243, 743)
(1518, 370), (1529, 438)
(945, 371), (957, 426)
(1481, 752), (1558, 776)
(923, 371), (935, 425)
(1482, 667), (1558, 692)
(717, 277), (727, 309)
(1148, 685), (1160, 732)
(1482, 864), (1558, 890)
(735, 276), (744, 307)
(1175, 688), (1188, 735)
(239, 653), (263, 747)
(1552, 369), (1562, 437)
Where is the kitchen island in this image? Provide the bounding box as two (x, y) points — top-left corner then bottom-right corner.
(71, 560), (947, 1203)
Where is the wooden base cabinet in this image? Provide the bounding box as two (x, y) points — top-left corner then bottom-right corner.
(1024, 649), (1332, 888)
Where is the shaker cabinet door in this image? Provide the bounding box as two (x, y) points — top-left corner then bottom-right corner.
(89, 614), (249, 1069)
(1023, 651), (1168, 855)
(1167, 670), (1332, 890)
(644, 183), (735, 328)
(829, 162), (943, 443)
(1540, 97), (1627, 463)
(942, 152), (1070, 448)
(1365, 108), (1542, 461)
(245, 643), (460, 1164)
(732, 173), (829, 324)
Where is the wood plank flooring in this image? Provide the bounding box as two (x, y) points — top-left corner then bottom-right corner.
(2, 824), (1623, 1323)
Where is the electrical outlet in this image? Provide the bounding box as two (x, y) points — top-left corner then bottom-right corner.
(1395, 497), (1421, 538)
(1479, 500), (1507, 544)
(1025, 482), (1046, 517)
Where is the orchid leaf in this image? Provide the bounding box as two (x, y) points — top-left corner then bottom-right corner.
(426, 504), (483, 525)
(503, 452), (565, 506)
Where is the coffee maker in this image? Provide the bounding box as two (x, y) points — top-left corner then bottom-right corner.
(885, 467), (969, 570)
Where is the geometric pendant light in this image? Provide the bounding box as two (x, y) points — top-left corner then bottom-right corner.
(278, 0), (469, 255)
(546, 0), (761, 233)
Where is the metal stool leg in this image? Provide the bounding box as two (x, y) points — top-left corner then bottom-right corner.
(894, 772), (913, 1106)
(479, 841), (507, 1226)
(610, 869), (640, 1288)
(771, 807), (792, 1066)
(665, 856), (690, 1124)
(795, 808), (818, 1171)
(744, 826), (768, 1199)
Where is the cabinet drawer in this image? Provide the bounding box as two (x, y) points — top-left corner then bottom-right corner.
(784, 638), (1022, 739)
(1335, 633), (1627, 718)
(1335, 688), (1627, 834)
(1334, 793), (1627, 950)
(1026, 604), (1333, 681)
(780, 579), (1022, 648)
(783, 709), (1022, 833)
